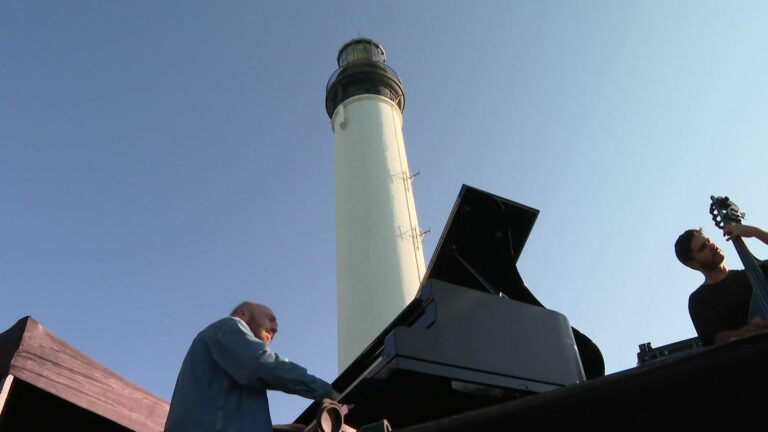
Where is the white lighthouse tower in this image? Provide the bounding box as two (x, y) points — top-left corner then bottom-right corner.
(326, 38), (426, 371)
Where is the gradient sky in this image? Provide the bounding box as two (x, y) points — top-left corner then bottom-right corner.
(2, 1), (767, 424)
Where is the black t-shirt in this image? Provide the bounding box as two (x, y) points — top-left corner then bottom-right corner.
(688, 262), (768, 345)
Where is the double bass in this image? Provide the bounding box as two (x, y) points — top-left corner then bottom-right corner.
(709, 196), (768, 320)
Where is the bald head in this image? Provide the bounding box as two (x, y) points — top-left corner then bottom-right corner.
(231, 301), (278, 345)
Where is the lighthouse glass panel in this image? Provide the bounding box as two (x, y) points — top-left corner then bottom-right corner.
(339, 42), (385, 66)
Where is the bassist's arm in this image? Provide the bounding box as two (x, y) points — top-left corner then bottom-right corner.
(724, 225), (768, 245)
(712, 317), (768, 345)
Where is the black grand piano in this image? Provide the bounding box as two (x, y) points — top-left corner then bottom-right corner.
(297, 185), (604, 429)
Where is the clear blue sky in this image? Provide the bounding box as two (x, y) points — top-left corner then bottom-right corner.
(2, 1), (767, 424)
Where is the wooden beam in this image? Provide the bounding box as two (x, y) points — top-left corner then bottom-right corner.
(0, 374), (15, 417)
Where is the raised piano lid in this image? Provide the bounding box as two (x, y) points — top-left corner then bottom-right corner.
(420, 184), (539, 300)
(423, 185), (603, 379)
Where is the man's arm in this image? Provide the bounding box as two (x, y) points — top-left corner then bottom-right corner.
(254, 350), (334, 400)
(723, 224), (768, 245)
(208, 318), (334, 401)
(712, 317), (768, 345)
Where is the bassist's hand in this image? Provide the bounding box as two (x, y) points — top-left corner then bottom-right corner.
(746, 316), (768, 332)
(723, 224), (763, 241)
(713, 317), (768, 345)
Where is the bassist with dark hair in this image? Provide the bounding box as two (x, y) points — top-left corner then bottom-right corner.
(675, 198), (768, 345)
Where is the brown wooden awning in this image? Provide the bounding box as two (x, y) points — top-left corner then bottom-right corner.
(0, 316), (168, 431)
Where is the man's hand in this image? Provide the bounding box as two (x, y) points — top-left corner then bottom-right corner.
(723, 224), (768, 244)
(713, 317), (768, 345)
(746, 316), (768, 332)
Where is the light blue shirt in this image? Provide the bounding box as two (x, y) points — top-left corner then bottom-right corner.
(165, 316), (333, 432)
